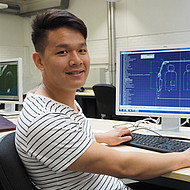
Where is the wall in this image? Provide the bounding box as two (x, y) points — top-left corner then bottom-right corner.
(115, 0), (190, 47)
(0, 13), (41, 93)
(1, 0), (190, 92)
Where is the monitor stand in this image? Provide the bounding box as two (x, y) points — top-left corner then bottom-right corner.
(154, 117), (190, 139)
(161, 117), (180, 132)
(0, 103), (20, 116)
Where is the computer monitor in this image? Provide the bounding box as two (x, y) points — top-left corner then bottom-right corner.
(0, 58), (23, 115)
(116, 45), (190, 135)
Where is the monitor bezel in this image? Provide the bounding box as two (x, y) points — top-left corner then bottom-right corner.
(0, 58), (23, 105)
(115, 44), (190, 119)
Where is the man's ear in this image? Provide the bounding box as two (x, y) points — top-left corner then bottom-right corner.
(33, 52), (44, 71)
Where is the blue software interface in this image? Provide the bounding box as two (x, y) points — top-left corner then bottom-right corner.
(119, 47), (190, 114)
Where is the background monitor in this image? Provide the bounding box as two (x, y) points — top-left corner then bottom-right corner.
(116, 45), (190, 135)
(0, 58), (23, 115)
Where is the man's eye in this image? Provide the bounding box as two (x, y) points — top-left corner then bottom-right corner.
(57, 50), (67, 54)
(79, 49), (87, 53)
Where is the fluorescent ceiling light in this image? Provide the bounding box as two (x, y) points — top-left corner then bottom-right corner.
(0, 3), (8, 9)
(106, 0), (121, 2)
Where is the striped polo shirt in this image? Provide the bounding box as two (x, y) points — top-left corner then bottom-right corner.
(15, 92), (128, 190)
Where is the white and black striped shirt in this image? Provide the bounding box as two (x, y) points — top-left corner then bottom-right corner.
(15, 92), (127, 190)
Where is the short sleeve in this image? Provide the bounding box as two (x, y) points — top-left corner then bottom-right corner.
(26, 113), (93, 173)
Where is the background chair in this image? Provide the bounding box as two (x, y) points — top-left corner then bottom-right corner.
(93, 84), (143, 121)
(93, 84), (116, 119)
(0, 132), (36, 190)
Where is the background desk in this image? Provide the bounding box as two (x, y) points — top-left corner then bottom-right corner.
(88, 118), (190, 190)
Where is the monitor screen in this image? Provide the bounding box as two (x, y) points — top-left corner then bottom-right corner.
(116, 45), (190, 133)
(0, 58), (23, 115)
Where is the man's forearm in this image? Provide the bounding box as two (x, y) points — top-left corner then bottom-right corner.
(95, 133), (108, 144)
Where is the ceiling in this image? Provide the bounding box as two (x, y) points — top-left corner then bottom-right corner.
(0, 0), (70, 16)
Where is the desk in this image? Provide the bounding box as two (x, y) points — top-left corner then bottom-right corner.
(75, 89), (95, 97)
(0, 115), (18, 138)
(75, 90), (100, 118)
(88, 118), (190, 189)
(1, 116), (190, 189)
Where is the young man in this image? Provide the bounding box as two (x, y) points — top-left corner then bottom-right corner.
(15, 9), (190, 190)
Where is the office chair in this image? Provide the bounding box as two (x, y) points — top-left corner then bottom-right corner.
(93, 84), (116, 119)
(93, 84), (143, 121)
(0, 132), (37, 190)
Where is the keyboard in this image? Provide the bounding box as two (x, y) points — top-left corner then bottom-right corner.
(122, 133), (190, 153)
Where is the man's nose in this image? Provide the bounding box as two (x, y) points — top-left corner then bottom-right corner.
(69, 51), (82, 66)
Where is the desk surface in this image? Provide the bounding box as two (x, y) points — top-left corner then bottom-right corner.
(88, 118), (190, 183)
(1, 116), (190, 183)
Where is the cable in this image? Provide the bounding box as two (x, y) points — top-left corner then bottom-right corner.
(112, 122), (134, 129)
(135, 117), (160, 126)
(131, 127), (164, 137)
(112, 116), (163, 137)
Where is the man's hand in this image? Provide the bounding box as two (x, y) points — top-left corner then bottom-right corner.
(95, 127), (133, 145)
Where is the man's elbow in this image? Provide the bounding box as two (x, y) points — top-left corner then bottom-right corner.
(115, 167), (144, 180)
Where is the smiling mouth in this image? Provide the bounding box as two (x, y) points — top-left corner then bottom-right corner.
(66, 70), (84, 74)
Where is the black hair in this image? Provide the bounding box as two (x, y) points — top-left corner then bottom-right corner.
(31, 9), (87, 54)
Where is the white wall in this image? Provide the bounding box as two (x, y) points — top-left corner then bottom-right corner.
(115, 0), (190, 47)
(1, 0), (190, 91)
(0, 13), (41, 93)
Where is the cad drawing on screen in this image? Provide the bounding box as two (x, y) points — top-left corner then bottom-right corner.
(116, 45), (190, 137)
(0, 58), (23, 115)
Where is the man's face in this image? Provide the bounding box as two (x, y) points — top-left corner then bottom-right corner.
(37, 27), (90, 93)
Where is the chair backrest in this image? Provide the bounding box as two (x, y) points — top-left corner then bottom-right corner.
(92, 84), (142, 122)
(0, 132), (36, 190)
(93, 84), (116, 118)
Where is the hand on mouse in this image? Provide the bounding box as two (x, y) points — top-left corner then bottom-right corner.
(95, 127), (133, 146)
